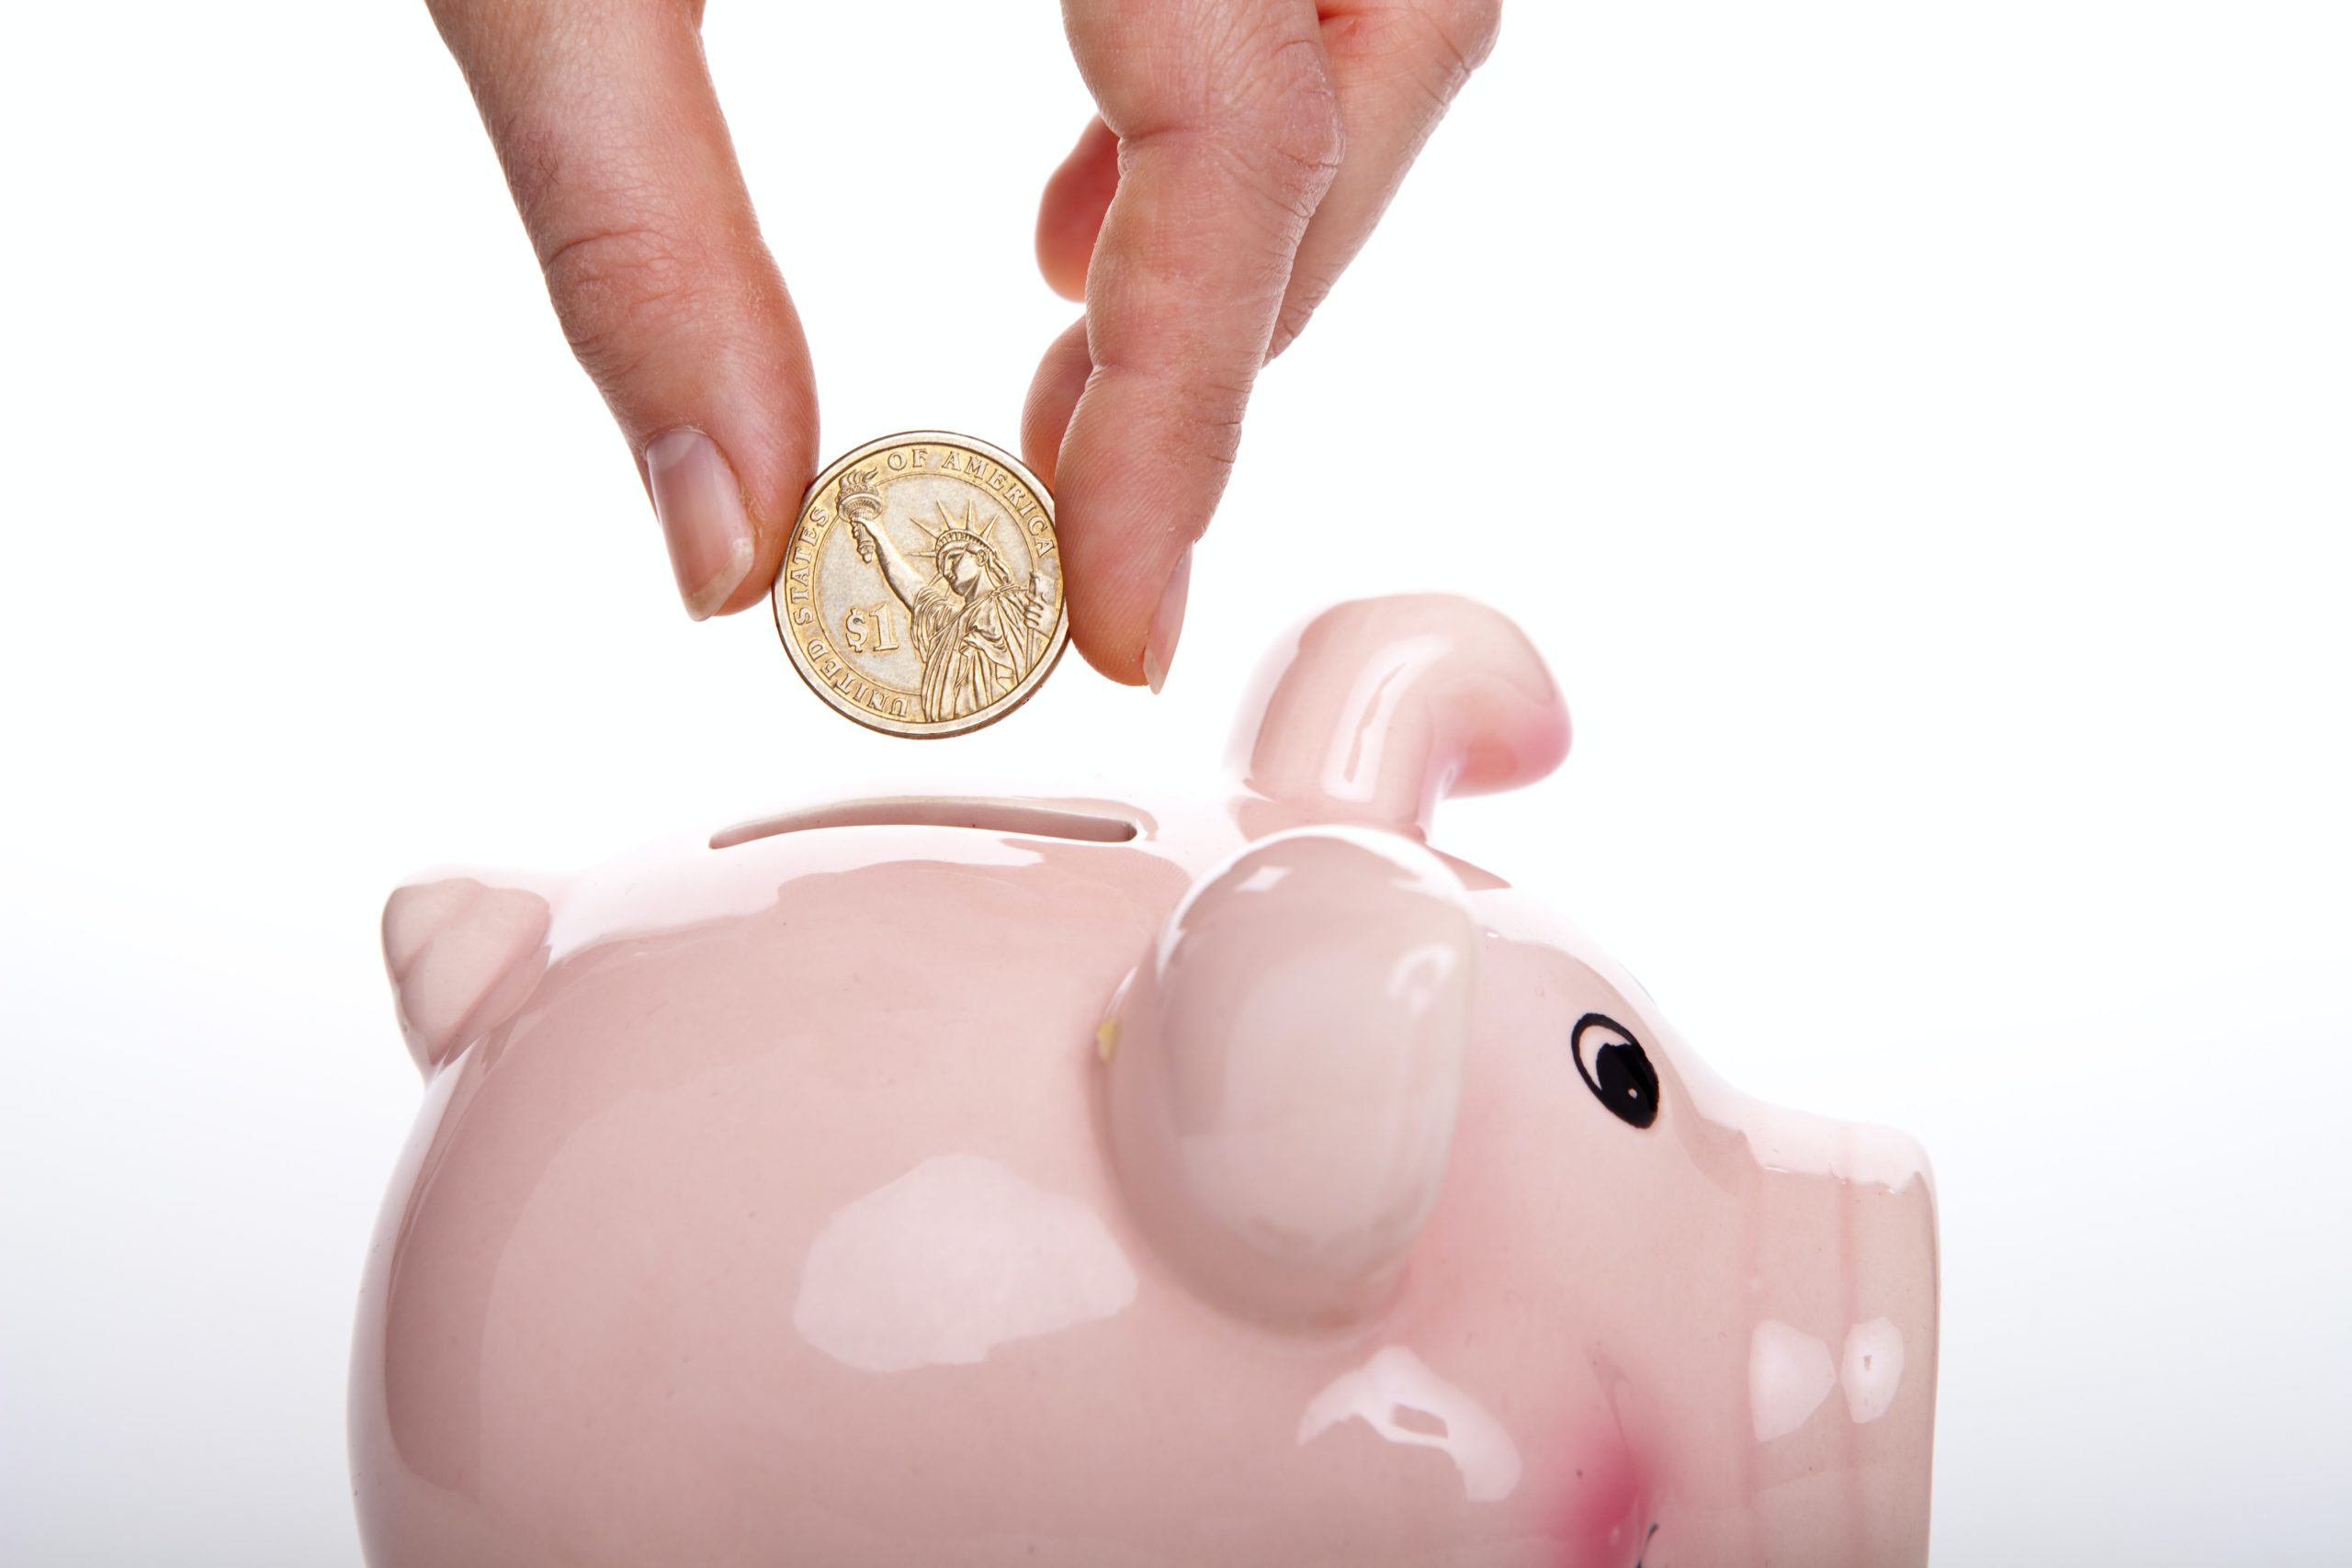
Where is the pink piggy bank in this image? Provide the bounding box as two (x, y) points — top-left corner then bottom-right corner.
(353, 595), (1938, 1567)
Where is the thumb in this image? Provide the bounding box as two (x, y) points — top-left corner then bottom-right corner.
(428, 0), (818, 618)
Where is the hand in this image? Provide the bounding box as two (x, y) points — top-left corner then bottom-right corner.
(1022, 1), (1501, 688)
(424, 1), (1498, 675)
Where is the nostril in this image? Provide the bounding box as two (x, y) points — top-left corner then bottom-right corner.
(710, 798), (1138, 849)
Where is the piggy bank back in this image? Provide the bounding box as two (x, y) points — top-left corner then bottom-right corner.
(353, 595), (1937, 1568)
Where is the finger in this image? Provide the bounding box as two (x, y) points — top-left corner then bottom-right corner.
(425, 0), (818, 619)
(1035, 117), (1121, 301)
(1052, 0), (1344, 688)
(1265, 0), (1498, 360)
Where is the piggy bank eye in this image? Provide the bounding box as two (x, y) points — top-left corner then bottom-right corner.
(1572, 1012), (1659, 1129)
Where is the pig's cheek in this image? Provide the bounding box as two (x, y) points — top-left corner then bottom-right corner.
(1546, 1438), (1652, 1568)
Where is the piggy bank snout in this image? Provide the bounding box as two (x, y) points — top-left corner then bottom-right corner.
(1103, 829), (1476, 1328)
(1735, 1131), (1939, 1561)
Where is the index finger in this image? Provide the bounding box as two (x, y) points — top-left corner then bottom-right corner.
(1035, 0), (1343, 688)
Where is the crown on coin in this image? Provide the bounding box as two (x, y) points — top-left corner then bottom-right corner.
(836, 466), (885, 518)
(910, 498), (1002, 561)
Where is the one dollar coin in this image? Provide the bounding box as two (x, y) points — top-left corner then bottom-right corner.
(773, 431), (1069, 738)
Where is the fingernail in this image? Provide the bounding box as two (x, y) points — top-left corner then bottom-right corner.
(1142, 547), (1193, 694)
(644, 428), (758, 621)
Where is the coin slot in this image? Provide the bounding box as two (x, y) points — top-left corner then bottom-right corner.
(710, 798), (1138, 850)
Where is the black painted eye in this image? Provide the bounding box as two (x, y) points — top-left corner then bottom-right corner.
(1572, 1012), (1660, 1129)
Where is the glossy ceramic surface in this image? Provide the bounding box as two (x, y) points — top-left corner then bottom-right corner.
(353, 594), (1938, 1567)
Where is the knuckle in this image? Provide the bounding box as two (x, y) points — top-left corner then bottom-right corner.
(537, 219), (694, 387)
(1326, 0), (1500, 107)
(1232, 39), (1346, 181)
(1110, 13), (1345, 217)
(1170, 374), (1251, 471)
(1102, 364), (1250, 480)
(1195, 46), (1342, 223)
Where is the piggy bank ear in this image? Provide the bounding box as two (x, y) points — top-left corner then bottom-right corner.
(381, 875), (552, 1077)
(1102, 829), (1475, 1328)
(1232, 594), (1570, 836)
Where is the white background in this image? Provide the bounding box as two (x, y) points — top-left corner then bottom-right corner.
(3, 3), (2346, 1563)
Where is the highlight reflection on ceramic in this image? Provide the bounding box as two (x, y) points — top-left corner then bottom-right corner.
(352, 594), (1939, 1568)
(793, 1154), (1136, 1374)
(1299, 1346), (1524, 1504)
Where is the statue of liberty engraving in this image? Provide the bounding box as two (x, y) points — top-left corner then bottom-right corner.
(836, 467), (1056, 725)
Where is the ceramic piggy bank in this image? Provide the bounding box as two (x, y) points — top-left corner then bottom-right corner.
(353, 596), (1938, 1567)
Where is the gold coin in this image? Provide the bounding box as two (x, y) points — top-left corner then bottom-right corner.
(772, 431), (1069, 738)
